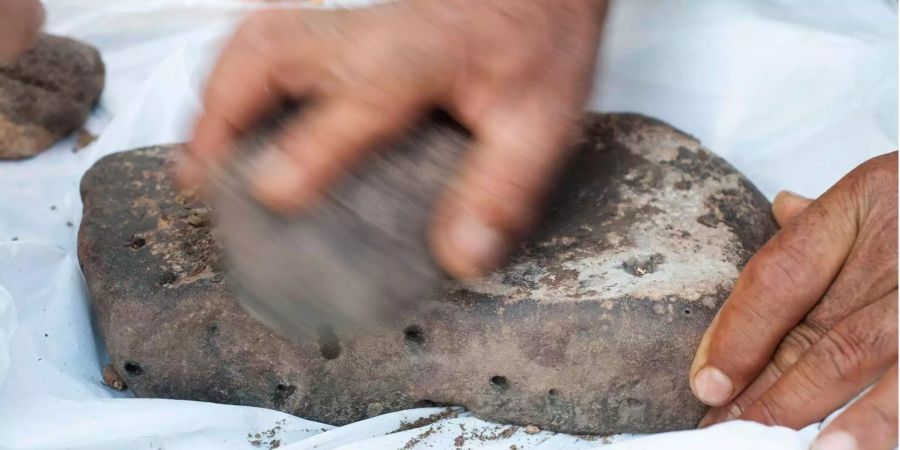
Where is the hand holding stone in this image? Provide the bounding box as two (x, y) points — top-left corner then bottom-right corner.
(691, 152), (898, 450)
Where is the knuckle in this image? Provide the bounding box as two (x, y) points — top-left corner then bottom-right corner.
(843, 152), (898, 210)
(747, 237), (815, 299)
(819, 327), (870, 383)
(754, 395), (790, 426)
(773, 323), (826, 374)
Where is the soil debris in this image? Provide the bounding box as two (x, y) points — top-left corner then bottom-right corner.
(393, 408), (458, 433)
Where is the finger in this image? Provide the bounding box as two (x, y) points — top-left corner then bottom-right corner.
(810, 363), (898, 450)
(0, 0), (43, 60)
(738, 290), (897, 429)
(699, 322), (826, 427)
(248, 96), (420, 212)
(182, 11), (315, 187)
(430, 102), (577, 278)
(773, 191), (813, 227)
(690, 183), (860, 406)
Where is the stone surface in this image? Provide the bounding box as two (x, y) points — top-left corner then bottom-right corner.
(0, 33), (105, 160)
(78, 113), (776, 435)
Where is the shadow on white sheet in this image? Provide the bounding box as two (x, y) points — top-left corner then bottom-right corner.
(0, 0), (894, 448)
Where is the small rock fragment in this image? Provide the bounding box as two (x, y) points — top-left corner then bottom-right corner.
(524, 425), (541, 435)
(0, 33), (105, 160)
(101, 363), (127, 391)
(75, 128), (98, 151)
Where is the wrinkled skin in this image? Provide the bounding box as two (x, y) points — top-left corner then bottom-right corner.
(0, 0), (43, 60)
(180, 0), (607, 278)
(691, 152), (898, 450)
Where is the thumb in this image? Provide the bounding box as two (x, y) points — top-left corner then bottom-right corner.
(772, 190), (813, 227)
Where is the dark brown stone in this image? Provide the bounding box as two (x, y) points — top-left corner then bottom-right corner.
(0, 33), (105, 159)
(77, 113), (776, 435)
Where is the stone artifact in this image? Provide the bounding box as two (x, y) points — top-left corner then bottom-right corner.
(0, 33), (105, 159)
(78, 113), (776, 434)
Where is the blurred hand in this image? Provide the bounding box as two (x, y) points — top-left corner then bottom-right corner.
(181, 0), (606, 278)
(691, 152), (898, 450)
(0, 0), (43, 60)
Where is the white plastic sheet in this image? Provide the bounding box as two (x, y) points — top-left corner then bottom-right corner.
(0, 0), (895, 449)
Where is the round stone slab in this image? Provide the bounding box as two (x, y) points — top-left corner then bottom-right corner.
(77, 113), (776, 435)
(0, 33), (105, 159)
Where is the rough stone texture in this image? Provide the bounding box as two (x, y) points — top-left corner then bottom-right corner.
(78, 113), (776, 435)
(0, 33), (105, 159)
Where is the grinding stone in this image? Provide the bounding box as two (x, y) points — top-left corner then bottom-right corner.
(77, 113), (776, 434)
(0, 33), (105, 160)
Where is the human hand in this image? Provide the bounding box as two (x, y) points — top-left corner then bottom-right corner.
(0, 0), (43, 60)
(180, 0), (606, 278)
(691, 152), (898, 449)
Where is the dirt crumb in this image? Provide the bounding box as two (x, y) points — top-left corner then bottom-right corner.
(75, 128), (98, 151)
(402, 426), (438, 449)
(101, 363), (127, 391)
(393, 408), (457, 433)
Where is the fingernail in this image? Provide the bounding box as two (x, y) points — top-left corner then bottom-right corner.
(446, 212), (507, 276)
(810, 432), (857, 450)
(776, 190), (809, 201)
(693, 366), (733, 405)
(250, 149), (307, 209)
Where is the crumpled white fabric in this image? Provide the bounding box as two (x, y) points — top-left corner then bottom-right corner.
(0, 0), (894, 449)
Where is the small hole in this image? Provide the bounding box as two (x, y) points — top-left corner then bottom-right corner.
(318, 325), (341, 360)
(403, 325), (425, 345)
(272, 384), (296, 409)
(548, 388), (559, 396)
(123, 361), (143, 376)
(130, 237), (146, 249)
(414, 399), (447, 408)
(683, 308), (692, 316)
(490, 375), (509, 390)
(158, 271), (177, 285)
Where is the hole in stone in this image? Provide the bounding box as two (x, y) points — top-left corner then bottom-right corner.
(683, 308), (692, 316)
(318, 325), (341, 360)
(414, 399), (448, 408)
(403, 325), (425, 345)
(622, 253), (664, 277)
(272, 383), (297, 409)
(130, 237), (146, 249)
(548, 388), (559, 397)
(123, 361), (143, 376)
(158, 271), (177, 286)
(625, 397), (642, 407)
(208, 325), (219, 334)
(490, 375), (509, 390)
